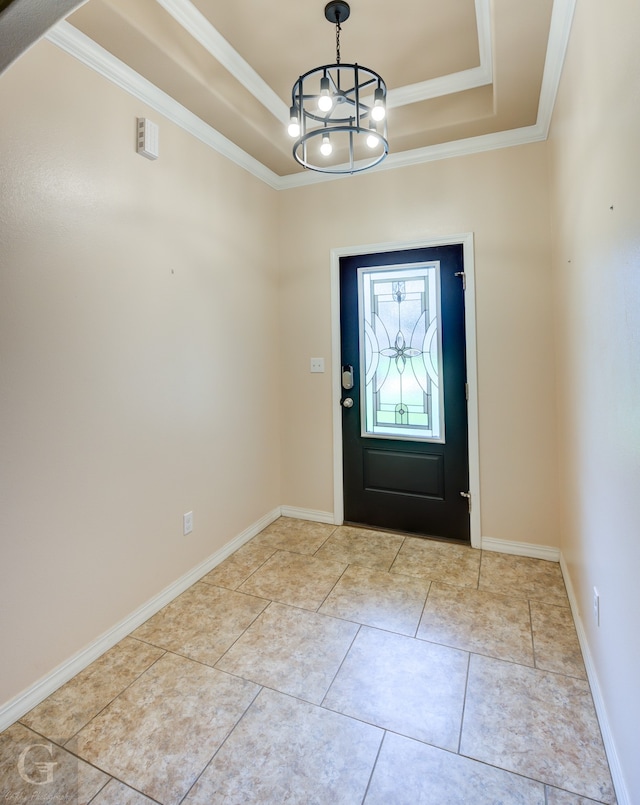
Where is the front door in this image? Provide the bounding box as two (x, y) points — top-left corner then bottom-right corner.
(340, 245), (470, 541)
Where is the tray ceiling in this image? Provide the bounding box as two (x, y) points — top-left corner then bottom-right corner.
(2, 0), (576, 188)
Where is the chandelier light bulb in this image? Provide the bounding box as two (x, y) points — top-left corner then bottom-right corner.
(371, 87), (386, 121)
(288, 107), (300, 138)
(320, 133), (333, 156)
(318, 76), (333, 112)
(367, 125), (379, 149)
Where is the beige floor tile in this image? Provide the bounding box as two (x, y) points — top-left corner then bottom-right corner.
(183, 688), (382, 805)
(319, 564), (430, 636)
(216, 602), (358, 704)
(91, 778), (158, 804)
(324, 626), (468, 751)
(201, 540), (277, 590)
(250, 517), (336, 555)
(20, 637), (164, 744)
(460, 654), (615, 803)
(1, 524), (616, 805)
(0, 721), (109, 803)
(365, 732), (545, 804)
(238, 550), (347, 610)
(132, 581), (267, 665)
(74, 652), (259, 805)
(315, 525), (405, 571)
(531, 600), (587, 678)
(391, 536), (481, 587)
(545, 786), (612, 804)
(479, 552), (569, 605)
(417, 583), (535, 665)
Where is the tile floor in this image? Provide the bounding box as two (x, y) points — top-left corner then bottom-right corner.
(0, 518), (616, 804)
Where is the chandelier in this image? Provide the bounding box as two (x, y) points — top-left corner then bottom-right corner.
(287, 1), (389, 175)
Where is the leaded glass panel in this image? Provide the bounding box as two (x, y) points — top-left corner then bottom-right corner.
(358, 262), (444, 442)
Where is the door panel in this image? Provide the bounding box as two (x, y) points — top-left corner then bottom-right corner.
(340, 245), (470, 542)
(363, 449), (444, 498)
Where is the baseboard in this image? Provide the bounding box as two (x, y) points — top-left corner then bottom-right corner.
(0, 507), (281, 733)
(481, 536), (561, 562)
(559, 554), (630, 805)
(279, 506), (336, 525)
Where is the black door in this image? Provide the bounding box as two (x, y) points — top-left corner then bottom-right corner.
(340, 245), (470, 542)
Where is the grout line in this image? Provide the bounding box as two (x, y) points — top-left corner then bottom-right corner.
(457, 651), (472, 755)
(413, 579), (433, 638)
(320, 624), (362, 709)
(210, 603), (272, 668)
(19, 721), (164, 804)
(86, 777), (112, 805)
(20, 646), (168, 750)
(199, 546), (278, 590)
(176, 683), (264, 805)
(311, 526), (339, 556)
(387, 535), (407, 575)
(87, 777), (164, 804)
(314, 562), (351, 613)
(360, 729), (387, 805)
(528, 599), (538, 669)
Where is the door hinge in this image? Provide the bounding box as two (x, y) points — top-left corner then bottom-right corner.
(454, 271), (466, 290)
(465, 383), (469, 401)
(460, 491), (472, 513)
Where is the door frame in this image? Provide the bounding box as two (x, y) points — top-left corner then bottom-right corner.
(330, 233), (482, 549)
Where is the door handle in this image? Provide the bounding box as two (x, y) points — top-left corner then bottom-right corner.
(341, 397), (354, 408)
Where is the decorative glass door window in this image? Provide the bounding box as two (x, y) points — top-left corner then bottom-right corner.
(358, 262), (444, 442)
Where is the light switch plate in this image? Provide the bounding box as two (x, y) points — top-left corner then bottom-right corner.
(310, 357), (325, 373)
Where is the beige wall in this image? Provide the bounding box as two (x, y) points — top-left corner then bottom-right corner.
(278, 144), (559, 547)
(2, 23), (561, 728)
(2, 6), (637, 799)
(548, 0), (640, 801)
(0, 42), (281, 705)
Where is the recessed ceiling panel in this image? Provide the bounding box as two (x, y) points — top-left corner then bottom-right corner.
(190, 0), (481, 100)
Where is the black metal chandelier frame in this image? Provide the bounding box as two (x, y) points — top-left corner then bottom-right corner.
(288, 2), (389, 175)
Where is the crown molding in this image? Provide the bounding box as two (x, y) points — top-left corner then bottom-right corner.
(276, 124), (547, 189)
(45, 21), (282, 190)
(45, 0), (576, 192)
(154, 0), (290, 125)
(387, 63), (491, 109)
(536, 0), (577, 137)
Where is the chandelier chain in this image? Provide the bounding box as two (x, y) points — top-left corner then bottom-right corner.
(335, 18), (341, 64)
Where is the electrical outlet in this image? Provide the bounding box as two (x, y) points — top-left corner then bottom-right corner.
(593, 587), (600, 626)
(183, 511), (193, 536)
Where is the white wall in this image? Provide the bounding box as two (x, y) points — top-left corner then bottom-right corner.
(0, 41), (281, 706)
(548, 0), (640, 801)
(278, 144), (559, 549)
